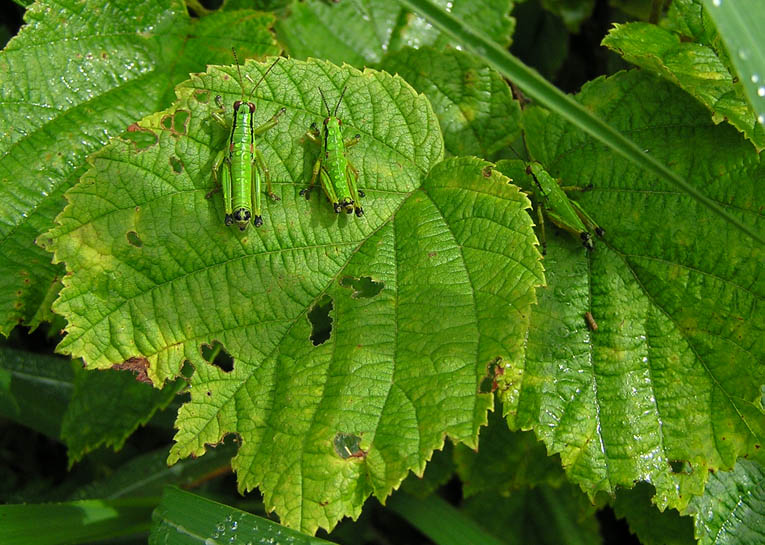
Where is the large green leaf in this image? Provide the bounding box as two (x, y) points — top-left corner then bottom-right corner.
(499, 70), (764, 511)
(43, 58), (544, 532)
(687, 459), (765, 545)
(603, 6), (765, 149)
(275, 0), (515, 68)
(0, 0), (279, 335)
(380, 47), (521, 159)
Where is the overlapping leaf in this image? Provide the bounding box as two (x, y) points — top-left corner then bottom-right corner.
(61, 367), (181, 464)
(381, 47), (521, 159)
(276, 0), (515, 68)
(699, 0), (765, 137)
(499, 69), (764, 511)
(43, 58), (544, 532)
(0, 346), (74, 438)
(687, 459), (765, 545)
(603, 0), (765, 150)
(613, 484), (695, 545)
(0, 0), (279, 335)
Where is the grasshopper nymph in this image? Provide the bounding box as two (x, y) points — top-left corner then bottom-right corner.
(300, 87), (364, 217)
(209, 51), (285, 230)
(525, 162), (604, 254)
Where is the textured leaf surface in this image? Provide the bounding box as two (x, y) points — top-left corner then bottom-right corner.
(499, 70), (764, 511)
(61, 367), (181, 464)
(687, 459), (765, 545)
(150, 487), (332, 545)
(276, 0), (515, 68)
(0, 0), (279, 335)
(381, 47), (521, 159)
(603, 8), (765, 149)
(44, 58), (543, 532)
(0, 346), (74, 438)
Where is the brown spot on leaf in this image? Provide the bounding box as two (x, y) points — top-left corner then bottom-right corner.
(112, 357), (152, 384)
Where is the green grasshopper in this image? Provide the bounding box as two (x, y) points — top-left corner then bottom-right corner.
(525, 162), (604, 254)
(300, 87), (364, 217)
(209, 52), (285, 230)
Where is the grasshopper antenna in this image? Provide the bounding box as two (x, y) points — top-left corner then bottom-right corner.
(333, 86), (347, 117)
(319, 87), (330, 117)
(247, 57), (280, 102)
(231, 48), (246, 101)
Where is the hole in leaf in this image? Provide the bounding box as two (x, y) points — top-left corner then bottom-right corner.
(124, 125), (157, 151)
(482, 165), (493, 178)
(172, 110), (190, 135)
(333, 433), (365, 459)
(126, 231), (143, 247)
(169, 156), (183, 174)
(194, 89), (211, 104)
(201, 340), (234, 372)
(340, 276), (383, 299)
(669, 460), (693, 474)
(478, 357), (503, 394)
(161, 115), (173, 131)
(307, 295), (333, 345)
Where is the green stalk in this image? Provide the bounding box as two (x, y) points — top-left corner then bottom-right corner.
(387, 492), (507, 545)
(395, 0), (763, 244)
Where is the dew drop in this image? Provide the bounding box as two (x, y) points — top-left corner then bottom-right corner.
(712, 0), (721, 6)
(738, 49), (749, 60)
(758, 114), (765, 125)
(759, 86), (765, 97)
(752, 74), (761, 84)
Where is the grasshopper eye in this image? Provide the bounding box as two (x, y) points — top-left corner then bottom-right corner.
(233, 100), (242, 111)
(247, 102), (256, 113)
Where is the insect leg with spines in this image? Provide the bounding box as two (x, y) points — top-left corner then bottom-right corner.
(525, 162), (604, 254)
(300, 86), (364, 217)
(209, 50), (285, 230)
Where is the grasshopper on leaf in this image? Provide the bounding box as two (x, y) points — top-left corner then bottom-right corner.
(525, 162), (604, 254)
(300, 87), (365, 217)
(209, 51), (285, 231)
